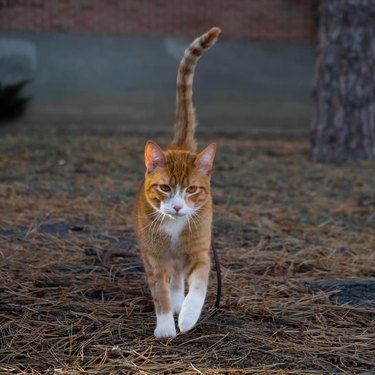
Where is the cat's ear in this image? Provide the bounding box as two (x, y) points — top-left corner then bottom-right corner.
(195, 143), (216, 175)
(145, 140), (166, 172)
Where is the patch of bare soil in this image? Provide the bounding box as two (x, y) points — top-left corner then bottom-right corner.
(0, 130), (374, 374)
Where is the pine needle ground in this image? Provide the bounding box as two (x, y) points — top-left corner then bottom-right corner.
(0, 130), (374, 374)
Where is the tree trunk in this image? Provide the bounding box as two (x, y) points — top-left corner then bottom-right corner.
(311, 0), (375, 162)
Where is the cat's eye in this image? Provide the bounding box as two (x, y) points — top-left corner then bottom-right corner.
(186, 185), (198, 194)
(159, 184), (171, 192)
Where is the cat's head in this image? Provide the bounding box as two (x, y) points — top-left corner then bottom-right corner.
(143, 141), (216, 218)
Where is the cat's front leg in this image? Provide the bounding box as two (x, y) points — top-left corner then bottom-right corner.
(154, 310), (175, 339)
(146, 261), (176, 338)
(178, 251), (210, 333)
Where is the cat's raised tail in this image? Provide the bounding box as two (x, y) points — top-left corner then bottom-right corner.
(172, 27), (221, 152)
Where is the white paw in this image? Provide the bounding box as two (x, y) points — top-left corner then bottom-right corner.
(171, 288), (185, 314)
(154, 313), (176, 339)
(178, 313), (197, 333)
(154, 325), (176, 339)
(178, 291), (205, 333)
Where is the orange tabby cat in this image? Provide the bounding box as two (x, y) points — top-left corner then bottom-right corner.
(134, 27), (221, 338)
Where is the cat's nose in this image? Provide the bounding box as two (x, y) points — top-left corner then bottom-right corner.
(173, 204), (183, 213)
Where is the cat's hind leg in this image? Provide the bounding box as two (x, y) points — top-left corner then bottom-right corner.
(178, 251), (210, 333)
(169, 260), (185, 314)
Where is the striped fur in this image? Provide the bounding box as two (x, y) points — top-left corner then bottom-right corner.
(172, 27), (221, 151)
(134, 28), (220, 339)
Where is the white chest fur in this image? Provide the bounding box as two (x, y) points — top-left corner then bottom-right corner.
(162, 216), (188, 243)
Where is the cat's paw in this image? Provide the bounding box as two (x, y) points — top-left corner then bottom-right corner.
(154, 325), (176, 339)
(178, 313), (197, 333)
(154, 313), (176, 339)
(178, 291), (205, 333)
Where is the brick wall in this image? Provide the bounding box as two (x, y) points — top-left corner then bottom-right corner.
(0, 0), (318, 42)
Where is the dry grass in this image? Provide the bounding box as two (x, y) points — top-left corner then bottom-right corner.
(0, 129), (374, 374)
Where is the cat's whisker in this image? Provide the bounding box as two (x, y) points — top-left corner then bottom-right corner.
(163, 211), (176, 220)
(187, 214), (192, 235)
(151, 211), (164, 238)
(141, 209), (166, 234)
(143, 214), (159, 233)
(189, 211), (204, 232)
(149, 203), (177, 221)
(158, 212), (167, 234)
(157, 212), (168, 236)
(137, 210), (160, 222)
(190, 216), (199, 231)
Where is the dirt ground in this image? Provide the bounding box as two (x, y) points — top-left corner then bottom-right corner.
(0, 127), (374, 374)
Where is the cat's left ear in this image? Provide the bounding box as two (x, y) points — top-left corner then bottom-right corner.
(145, 140), (166, 172)
(195, 143), (216, 175)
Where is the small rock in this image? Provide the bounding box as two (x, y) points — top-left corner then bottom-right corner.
(308, 279), (375, 307)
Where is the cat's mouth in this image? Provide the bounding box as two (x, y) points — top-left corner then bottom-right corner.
(167, 212), (185, 218)
(161, 210), (186, 219)
(172, 212), (185, 217)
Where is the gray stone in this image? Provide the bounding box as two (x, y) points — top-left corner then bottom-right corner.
(309, 279), (375, 307)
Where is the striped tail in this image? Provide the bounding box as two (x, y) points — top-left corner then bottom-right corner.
(172, 27), (221, 152)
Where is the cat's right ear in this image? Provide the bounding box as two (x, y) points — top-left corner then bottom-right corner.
(144, 141), (166, 172)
